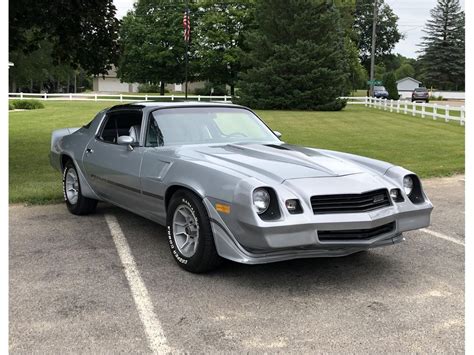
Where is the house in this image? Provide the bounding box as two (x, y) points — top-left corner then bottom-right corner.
(92, 66), (139, 93)
(166, 81), (206, 93)
(396, 77), (421, 92)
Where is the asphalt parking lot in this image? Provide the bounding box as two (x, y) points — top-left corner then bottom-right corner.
(9, 176), (465, 353)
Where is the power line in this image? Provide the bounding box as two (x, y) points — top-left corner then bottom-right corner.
(369, 0), (378, 95)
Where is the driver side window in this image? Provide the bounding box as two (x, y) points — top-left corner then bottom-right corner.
(98, 111), (143, 144)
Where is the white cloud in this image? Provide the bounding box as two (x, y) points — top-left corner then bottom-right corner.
(114, 0), (136, 19)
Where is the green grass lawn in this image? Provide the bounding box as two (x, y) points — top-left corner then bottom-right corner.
(9, 100), (464, 204)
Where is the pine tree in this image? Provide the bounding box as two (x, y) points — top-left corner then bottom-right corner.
(237, 0), (349, 110)
(419, 0), (465, 90)
(383, 72), (399, 100)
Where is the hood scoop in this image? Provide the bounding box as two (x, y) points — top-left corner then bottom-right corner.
(264, 144), (291, 150)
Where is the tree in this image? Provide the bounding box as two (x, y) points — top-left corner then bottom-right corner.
(418, 0), (465, 90)
(395, 63), (415, 80)
(336, 2), (368, 91)
(194, 0), (255, 95)
(354, 0), (403, 69)
(237, 0), (349, 110)
(9, 0), (120, 75)
(9, 41), (91, 93)
(375, 64), (386, 80)
(118, 0), (191, 95)
(344, 38), (368, 91)
(383, 72), (399, 100)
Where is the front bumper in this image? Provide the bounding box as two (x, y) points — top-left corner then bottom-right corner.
(205, 200), (432, 264)
(204, 196), (432, 265)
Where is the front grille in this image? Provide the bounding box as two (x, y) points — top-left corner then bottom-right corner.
(318, 222), (395, 242)
(311, 189), (391, 214)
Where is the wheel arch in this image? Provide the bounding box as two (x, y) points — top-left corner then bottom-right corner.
(60, 153), (101, 201)
(60, 153), (73, 171)
(165, 184), (205, 211)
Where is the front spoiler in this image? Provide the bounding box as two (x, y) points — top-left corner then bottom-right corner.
(211, 218), (404, 265)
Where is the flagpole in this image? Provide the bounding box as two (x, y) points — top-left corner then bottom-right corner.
(184, 1), (189, 100)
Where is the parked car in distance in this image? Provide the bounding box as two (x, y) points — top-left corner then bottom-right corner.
(50, 102), (433, 273)
(372, 86), (389, 99)
(412, 87), (430, 102)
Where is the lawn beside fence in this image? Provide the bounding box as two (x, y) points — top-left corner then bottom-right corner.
(9, 100), (464, 204)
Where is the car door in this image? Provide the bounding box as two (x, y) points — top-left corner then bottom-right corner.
(82, 109), (146, 210)
(138, 111), (173, 223)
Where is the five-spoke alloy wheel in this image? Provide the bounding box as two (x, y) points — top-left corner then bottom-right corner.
(62, 160), (98, 215)
(172, 204), (200, 258)
(166, 190), (222, 273)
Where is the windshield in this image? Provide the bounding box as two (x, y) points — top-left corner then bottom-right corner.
(415, 88), (427, 92)
(374, 86), (386, 91)
(149, 107), (280, 146)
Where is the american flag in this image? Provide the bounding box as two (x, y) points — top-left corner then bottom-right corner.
(183, 9), (190, 42)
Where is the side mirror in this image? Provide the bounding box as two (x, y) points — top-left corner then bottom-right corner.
(274, 131), (282, 138)
(117, 135), (137, 151)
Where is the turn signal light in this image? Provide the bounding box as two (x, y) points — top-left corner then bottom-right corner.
(285, 199), (303, 214)
(390, 189), (404, 202)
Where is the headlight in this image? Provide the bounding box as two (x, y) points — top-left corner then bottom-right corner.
(403, 176), (414, 196)
(253, 188), (270, 214)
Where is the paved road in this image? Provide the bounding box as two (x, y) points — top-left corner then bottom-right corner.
(9, 176), (465, 353)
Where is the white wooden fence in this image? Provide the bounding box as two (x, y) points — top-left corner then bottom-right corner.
(341, 96), (465, 126)
(9, 92), (465, 126)
(8, 92), (232, 102)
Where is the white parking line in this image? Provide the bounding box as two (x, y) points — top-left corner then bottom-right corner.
(105, 214), (171, 354)
(421, 228), (465, 247)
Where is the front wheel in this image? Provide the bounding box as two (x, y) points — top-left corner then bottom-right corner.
(166, 190), (222, 273)
(63, 160), (98, 215)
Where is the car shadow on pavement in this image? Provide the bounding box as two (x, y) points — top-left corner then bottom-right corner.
(97, 203), (408, 294)
(212, 252), (405, 294)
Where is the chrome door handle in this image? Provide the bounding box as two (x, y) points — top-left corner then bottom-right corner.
(86, 148), (94, 154)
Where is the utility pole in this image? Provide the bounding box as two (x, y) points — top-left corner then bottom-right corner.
(369, 0), (378, 97)
(184, 0), (189, 100)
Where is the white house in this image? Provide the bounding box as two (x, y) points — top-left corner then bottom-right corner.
(396, 77), (421, 92)
(92, 66), (139, 93)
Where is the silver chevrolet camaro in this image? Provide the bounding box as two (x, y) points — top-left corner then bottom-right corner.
(50, 102), (433, 272)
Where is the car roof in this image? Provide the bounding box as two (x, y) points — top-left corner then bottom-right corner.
(108, 101), (243, 112)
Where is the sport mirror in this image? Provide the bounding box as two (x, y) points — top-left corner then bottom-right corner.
(117, 135), (136, 151)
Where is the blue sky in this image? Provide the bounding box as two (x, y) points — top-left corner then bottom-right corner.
(113, 0), (465, 59)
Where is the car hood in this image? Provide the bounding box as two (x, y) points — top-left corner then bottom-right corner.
(179, 143), (370, 183)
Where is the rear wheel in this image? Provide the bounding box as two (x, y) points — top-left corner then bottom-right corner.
(63, 160), (98, 215)
(166, 190), (222, 273)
